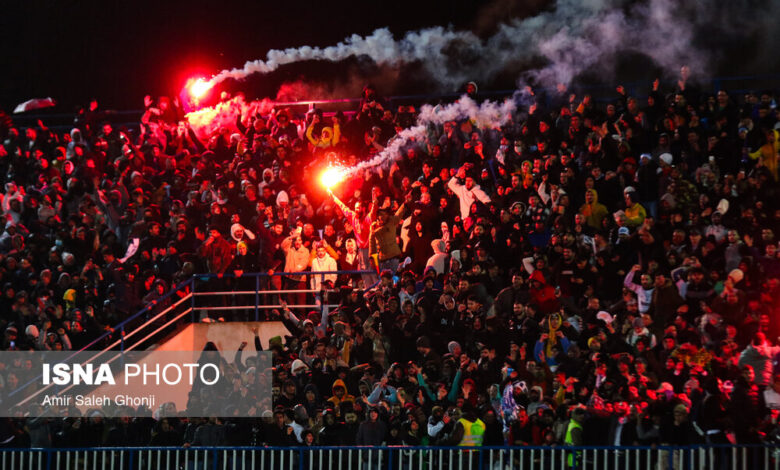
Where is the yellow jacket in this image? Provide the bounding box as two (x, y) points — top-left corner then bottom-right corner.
(749, 129), (779, 181)
(624, 202), (646, 228)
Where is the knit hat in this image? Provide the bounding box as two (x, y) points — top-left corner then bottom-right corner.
(230, 223), (256, 241)
(291, 359), (309, 376)
(728, 269), (744, 284)
(25, 325), (39, 338)
(716, 198), (729, 215)
(596, 311), (613, 324)
(268, 336), (283, 350)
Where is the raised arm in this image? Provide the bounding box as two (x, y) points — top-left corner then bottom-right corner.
(624, 264), (642, 293)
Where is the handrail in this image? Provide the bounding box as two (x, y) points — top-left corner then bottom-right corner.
(9, 269), (374, 401)
(7, 277), (195, 399)
(194, 269), (374, 279)
(75, 277), (195, 353)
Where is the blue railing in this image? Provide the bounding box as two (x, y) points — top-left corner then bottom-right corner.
(0, 444), (777, 470)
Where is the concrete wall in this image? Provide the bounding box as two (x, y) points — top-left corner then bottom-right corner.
(154, 321), (290, 352)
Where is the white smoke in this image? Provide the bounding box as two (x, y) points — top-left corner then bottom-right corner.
(345, 95), (516, 177)
(205, 0), (763, 91)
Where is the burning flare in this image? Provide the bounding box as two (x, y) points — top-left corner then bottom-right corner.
(320, 167), (345, 189)
(188, 78), (214, 100)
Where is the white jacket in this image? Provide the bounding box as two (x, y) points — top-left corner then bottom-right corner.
(448, 177), (491, 219)
(311, 254), (337, 290)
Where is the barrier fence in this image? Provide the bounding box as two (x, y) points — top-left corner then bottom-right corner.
(190, 270), (376, 322)
(1, 444), (778, 470)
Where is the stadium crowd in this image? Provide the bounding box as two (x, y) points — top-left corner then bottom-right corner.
(0, 67), (780, 454)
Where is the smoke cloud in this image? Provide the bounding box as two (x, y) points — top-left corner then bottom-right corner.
(205, 0), (773, 92)
(345, 95), (516, 178)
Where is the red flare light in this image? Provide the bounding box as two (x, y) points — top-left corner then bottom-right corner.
(188, 78), (213, 100)
(320, 167), (345, 189)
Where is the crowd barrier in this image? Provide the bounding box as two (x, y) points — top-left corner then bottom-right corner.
(1, 444), (778, 470)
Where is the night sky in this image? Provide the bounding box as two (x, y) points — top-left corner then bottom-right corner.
(0, 0), (495, 112)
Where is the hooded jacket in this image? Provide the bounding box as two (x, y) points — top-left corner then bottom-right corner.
(425, 239), (449, 275)
(579, 189), (609, 230)
(326, 379), (356, 408)
(528, 270), (559, 314)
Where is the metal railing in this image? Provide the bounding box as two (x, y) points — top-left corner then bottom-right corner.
(0, 444), (777, 470)
(191, 270), (375, 322)
(8, 269), (373, 407)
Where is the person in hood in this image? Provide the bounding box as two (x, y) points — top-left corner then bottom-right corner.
(528, 270), (559, 314)
(316, 409), (344, 446)
(534, 313), (571, 369)
(356, 407), (387, 446)
(327, 379), (355, 409)
(425, 239), (449, 276)
(579, 189), (609, 230)
(258, 168), (275, 193)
